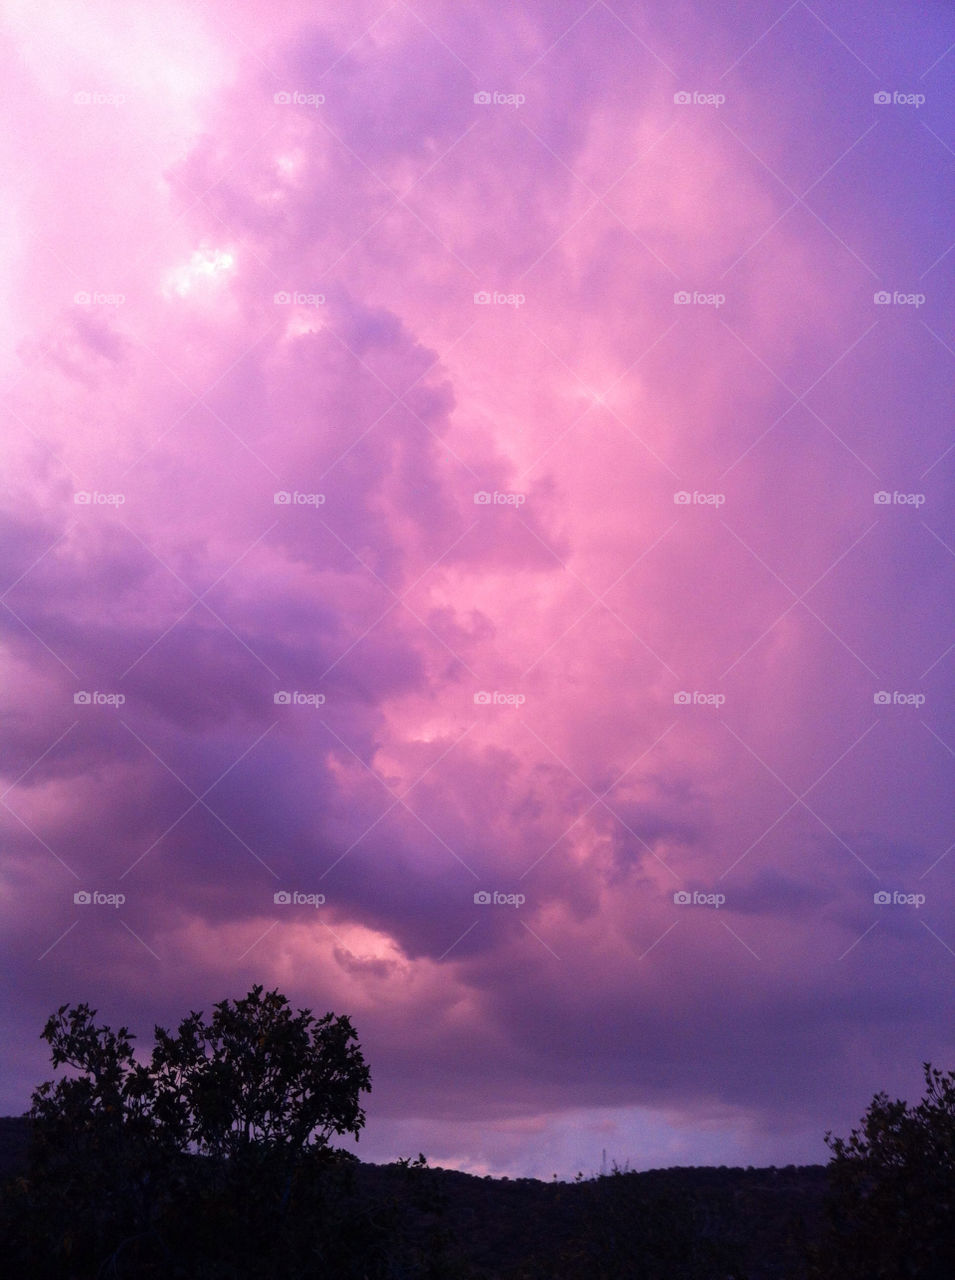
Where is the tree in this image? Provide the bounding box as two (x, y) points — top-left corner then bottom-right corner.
(11, 987), (372, 1276)
(810, 1062), (955, 1279)
(25, 1004), (181, 1265)
(151, 984), (371, 1163)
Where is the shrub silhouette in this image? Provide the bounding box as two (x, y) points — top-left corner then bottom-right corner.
(809, 1062), (955, 1278)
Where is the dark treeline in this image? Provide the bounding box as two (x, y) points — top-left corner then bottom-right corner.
(1, 988), (951, 1278)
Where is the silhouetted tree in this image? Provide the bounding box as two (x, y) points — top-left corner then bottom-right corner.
(810, 1062), (955, 1279)
(152, 985), (369, 1160)
(7, 986), (373, 1276)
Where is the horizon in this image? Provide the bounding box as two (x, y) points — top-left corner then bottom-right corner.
(1, 0), (952, 1184)
(0, 1105), (832, 1182)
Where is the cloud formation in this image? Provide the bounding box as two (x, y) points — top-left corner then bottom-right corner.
(1, 0), (952, 1176)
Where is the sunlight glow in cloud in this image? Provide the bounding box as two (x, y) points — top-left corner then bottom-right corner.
(163, 247), (237, 298)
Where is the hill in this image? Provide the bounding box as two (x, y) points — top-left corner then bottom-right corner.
(0, 1114), (829, 1278)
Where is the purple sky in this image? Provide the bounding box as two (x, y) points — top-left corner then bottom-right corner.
(1, 0), (953, 1178)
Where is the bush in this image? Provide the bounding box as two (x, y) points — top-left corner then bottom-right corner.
(809, 1062), (955, 1279)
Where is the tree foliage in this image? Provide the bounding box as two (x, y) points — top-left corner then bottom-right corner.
(150, 984), (371, 1160)
(7, 1017), (953, 1277)
(5, 986), (377, 1277)
(810, 1062), (955, 1278)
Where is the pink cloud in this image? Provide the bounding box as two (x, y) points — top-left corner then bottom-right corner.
(1, 0), (952, 1177)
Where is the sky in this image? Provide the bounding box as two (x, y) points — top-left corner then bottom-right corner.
(1, 0), (952, 1179)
